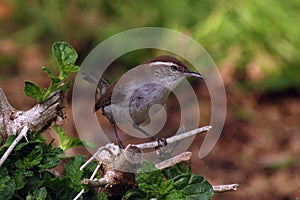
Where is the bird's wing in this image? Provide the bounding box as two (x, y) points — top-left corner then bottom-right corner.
(94, 80), (126, 112)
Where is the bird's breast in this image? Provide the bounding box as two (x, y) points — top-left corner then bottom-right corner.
(104, 83), (170, 125)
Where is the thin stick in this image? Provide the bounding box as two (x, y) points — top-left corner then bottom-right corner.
(91, 164), (101, 179)
(73, 164), (101, 200)
(81, 178), (110, 187)
(73, 189), (84, 200)
(80, 145), (116, 171)
(0, 125), (29, 167)
(213, 184), (239, 192)
(134, 125), (212, 149)
(155, 152), (192, 170)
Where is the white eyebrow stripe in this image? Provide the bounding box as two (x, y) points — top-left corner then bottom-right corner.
(148, 61), (175, 66)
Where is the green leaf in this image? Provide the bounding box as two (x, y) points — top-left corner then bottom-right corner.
(52, 125), (84, 151)
(62, 64), (80, 73)
(99, 192), (109, 200)
(0, 168), (15, 200)
(33, 187), (47, 200)
(24, 42), (79, 103)
(128, 162), (214, 200)
(13, 168), (26, 190)
(23, 149), (43, 168)
(135, 161), (173, 198)
(38, 156), (61, 169)
(165, 190), (185, 200)
(41, 66), (54, 78)
(64, 156), (84, 190)
(52, 41), (78, 67)
(59, 79), (72, 91)
(0, 135), (16, 152)
(136, 161), (165, 192)
(24, 81), (42, 101)
(173, 173), (214, 200)
(125, 188), (145, 200)
(164, 163), (188, 179)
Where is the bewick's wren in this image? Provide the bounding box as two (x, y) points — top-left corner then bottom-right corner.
(93, 55), (204, 148)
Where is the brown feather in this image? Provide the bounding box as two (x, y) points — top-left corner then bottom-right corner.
(94, 55), (189, 112)
(94, 80), (117, 111)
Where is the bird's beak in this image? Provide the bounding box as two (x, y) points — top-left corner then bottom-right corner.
(184, 70), (205, 79)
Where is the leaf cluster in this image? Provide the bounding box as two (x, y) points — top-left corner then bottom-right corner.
(125, 161), (214, 200)
(24, 41), (79, 103)
(0, 135), (98, 200)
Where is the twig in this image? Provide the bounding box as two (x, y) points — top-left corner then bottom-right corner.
(73, 164), (102, 200)
(73, 189), (84, 200)
(134, 125), (212, 149)
(0, 125), (29, 167)
(213, 184), (239, 192)
(82, 178), (110, 188)
(91, 164), (101, 179)
(155, 151), (192, 170)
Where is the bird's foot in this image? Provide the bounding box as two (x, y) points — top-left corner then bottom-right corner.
(117, 140), (125, 149)
(155, 138), (167, 149)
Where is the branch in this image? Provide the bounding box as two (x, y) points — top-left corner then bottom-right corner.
(76, 126), (239, 199)
(82, 178), (110, 188)
(134, 125), (212, 149)
(155, 151), (192, 170)
(213, 184), (239, 192)
(0, 88), (65, 143)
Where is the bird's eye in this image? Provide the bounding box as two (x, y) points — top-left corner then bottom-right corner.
(170, 65), (177, 72)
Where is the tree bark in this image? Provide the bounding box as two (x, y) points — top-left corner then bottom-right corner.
(0, 88), (65, 143)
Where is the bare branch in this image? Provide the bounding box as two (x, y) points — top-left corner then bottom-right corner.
(82, 178), (110, 188)
(213, 184), (239, 192)
(0, 88), (65, 143)
(0, 88), (16, 141)
(134, 126), (212, 149)
(155, 151), (192, 170)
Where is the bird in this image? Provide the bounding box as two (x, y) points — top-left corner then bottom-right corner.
(93, 55), (204, 148)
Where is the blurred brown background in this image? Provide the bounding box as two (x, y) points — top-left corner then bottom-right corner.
(0, 1), (299, 199)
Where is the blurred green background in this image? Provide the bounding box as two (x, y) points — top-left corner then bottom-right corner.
(0, 1), (299, 199)
(1, 0), (300, 92)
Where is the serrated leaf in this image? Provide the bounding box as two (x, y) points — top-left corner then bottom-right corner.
(52, 41), (78, 67)
(24, 81), (42, 101)
(64, 156), (84, 190)
(38, 157), (61, 169)
(32, 187), (47, 200)
(0, 168), (15, 200)
(22, 176), (44, 197)
(13, 169), (26, 190)
(23, 149), (43, 168)
(136, 161), (165, 190)
(135, 161), (175, 198)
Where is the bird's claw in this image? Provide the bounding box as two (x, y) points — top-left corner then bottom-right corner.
(155, 138), (167, 149)
(118, 140), (125, 149)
